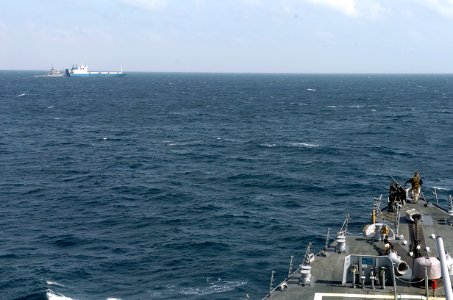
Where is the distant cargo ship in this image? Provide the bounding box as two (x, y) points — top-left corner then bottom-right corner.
(65, 65), (126, 77)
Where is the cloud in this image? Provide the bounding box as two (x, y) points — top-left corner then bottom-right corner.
(304, 0), (453, 19)
(304, 0), (384, 18)
(420, 0), (453, 18)
(119, 0), (168, 10)
(307, 0), (358, 16)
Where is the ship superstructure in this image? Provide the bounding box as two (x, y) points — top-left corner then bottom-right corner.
(34, 66), (63, 78)
(65, 65), (125, 77)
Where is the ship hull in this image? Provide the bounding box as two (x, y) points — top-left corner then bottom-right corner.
(34, 74), (63, 78)
(65, 69), (126, 77)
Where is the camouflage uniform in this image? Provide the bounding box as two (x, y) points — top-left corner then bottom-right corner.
(406, 172), (423, 203)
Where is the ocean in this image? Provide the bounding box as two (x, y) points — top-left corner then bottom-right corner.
(1, 71), (453, 300)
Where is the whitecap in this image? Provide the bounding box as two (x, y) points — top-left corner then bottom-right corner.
(106, 298), (122, 300)
(432, 186), (449, 191)
(307, 88), (317, 91)
(166, 140), (203, 147)
(179, 279), (246, 296)
(288, 142), (319, 148)
(223, 138), (241, 142)
(260, 143), (277, 148)
(17, 93), (27, 97)
(47, 289), (74, 300)
(47, 280), (65, 287)
(215, 137), (241, 143)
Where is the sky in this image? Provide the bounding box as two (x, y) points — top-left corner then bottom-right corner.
(1, 0), (453, 73)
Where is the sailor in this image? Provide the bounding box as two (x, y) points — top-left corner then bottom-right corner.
(388, 181), (406, 211)
(381, 225), (389, 241)
(405, 171), (423, 203)
(383, 237), (393, 255)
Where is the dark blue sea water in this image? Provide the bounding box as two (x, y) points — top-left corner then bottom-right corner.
(1, 71), (453, 300)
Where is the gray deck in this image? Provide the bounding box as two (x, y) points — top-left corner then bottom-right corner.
(264, 199), (453, 300)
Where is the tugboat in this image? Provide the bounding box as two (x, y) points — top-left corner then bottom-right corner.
(262, 178), (453, 299)
(65, 65), (126, 77)
(34, 66), (63, 77)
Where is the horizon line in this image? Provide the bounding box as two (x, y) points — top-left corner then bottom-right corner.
(1, 69), (453, 75)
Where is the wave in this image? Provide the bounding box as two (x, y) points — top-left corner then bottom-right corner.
(47, 292), (120, 300)
(287, 142), (320, 148)
(46, 286), (121, 300)
(52, 234), (87, 248)
(46, 281), (65, 287)
(179, 278), (247, 296)
(166, 140), (205, 147)
(14, 292), (48, 300)
(215, 137), (243, 143)
(432, 186), (449, 191)
(46, 290), (73, 300)
(260, 143), (277, 148)
(164, 240), (232, 252)
(259, 142), (320, 148)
